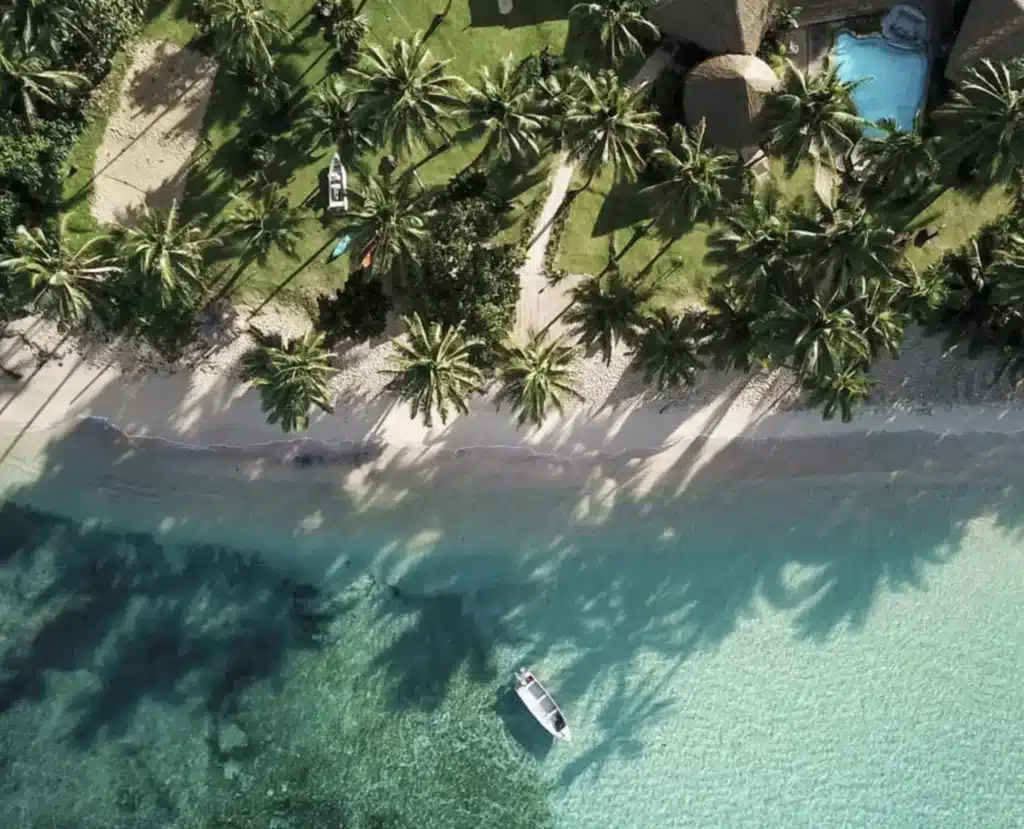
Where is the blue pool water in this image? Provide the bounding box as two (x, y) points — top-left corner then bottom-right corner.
(832, 32), (929, 134)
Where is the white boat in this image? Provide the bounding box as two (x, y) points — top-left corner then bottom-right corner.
(327, 153), (348, 212)
(515, 668), (570, 741)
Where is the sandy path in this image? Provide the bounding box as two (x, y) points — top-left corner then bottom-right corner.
(514, 48), (675, 338)
(92, 41), (218, 226)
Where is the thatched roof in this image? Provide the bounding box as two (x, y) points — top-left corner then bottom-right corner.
(947, 0), (1024, 77)
(649, 0), (775, 54)
(684, 54), (779, 148)
(794, 0), (903, 26)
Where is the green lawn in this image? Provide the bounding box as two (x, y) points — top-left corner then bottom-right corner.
(60, 0), (571, 303)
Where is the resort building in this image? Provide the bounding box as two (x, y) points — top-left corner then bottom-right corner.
(683, 55), (779, 150)
(648, 0), (775, 55)
(947, 0), (1024, 76)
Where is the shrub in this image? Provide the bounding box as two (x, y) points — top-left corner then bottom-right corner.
(51, 0), (146, 80)
(314, 0), (368, 67)
(315, 268), (391, 346)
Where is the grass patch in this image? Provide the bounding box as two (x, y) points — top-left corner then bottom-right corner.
(905, 185), (1011, 270)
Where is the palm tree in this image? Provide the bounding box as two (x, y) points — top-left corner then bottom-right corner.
(697, 283), (763, 373)
(462, 54), (547, 167)
(629, 308), (704, 391)
(496, 329), (581, 429)
(384, 312), (485, 427)
(0, 32), (87, 121)
(926, 239), (1006, 357)
(564, 266), (654, 364)
(562, 69), (662, 186)
(801, 355), (873, 422)
(569, 0), (659, 66)
(347, 30), (463, 158)
(787, 190), (904, 299)
(856, 118), (938, 196)
(934, 58), (1024, 192)
(226, 185), (305, 265)
(643, 120), (735, 228)
(117, 202), (211, 307)
(0, 219), (121, 327)
(240, 328), (336, 433)
(300, 78), (368, 162)
(763, 59), (867, 173)
(341, 172), (434, 283)
(201, 0), (290, 78)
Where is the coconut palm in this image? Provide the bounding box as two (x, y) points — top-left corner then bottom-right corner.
(569, 0), (659, 66)
(201, 0), (289, 78)
(300, 78), (368, 162)
(934, 58), (1024, 192)
(2, 0), (50, 48)
(763, 59), (867, 173)
(341, 172), (434, 283)
(384, 312), (485, 427)
(643, 120), (735, 227)
(347, 30), (463, 158)
(562, 69), (662, 185)
(0, 32), (87, 121)
(241, 328), (336, 433)
(462, 54), (547, 167)
(495, 329), (582, 429)
(856, 118), (938, 195)
(926, 239), (1006, 357)
(226, 185), (305, 265)
(117, 202), (212, 307)
(629, 308), (704, 391)
(0, 219), (121, 327)
(787, 190), (904, 299)
(801, 355), (873, 422)
(697, 283), (763, 373)
(564, 266), (654, 364)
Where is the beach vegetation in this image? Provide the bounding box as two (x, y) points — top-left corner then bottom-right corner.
(0, 31), (89, 123)
(0, 218), (120, 328)
(564, 266), (653, 364)
(384, 312), (486, 428)
(240, 327), (336, 432)
(495, 329), (582, 429)
(629, 308), (704, 391)
(568, 0), (659, 67)
(314, 268), (390, 347)
(197, 0), (291, 80)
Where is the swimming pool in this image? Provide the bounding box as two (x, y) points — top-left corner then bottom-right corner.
(832, 32), (929, 134)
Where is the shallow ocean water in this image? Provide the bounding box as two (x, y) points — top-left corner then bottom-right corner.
(0, 423), (1022, 828)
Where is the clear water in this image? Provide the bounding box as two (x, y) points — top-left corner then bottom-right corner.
(832, 32), (929, 134)
(0, 422), (1022, 828)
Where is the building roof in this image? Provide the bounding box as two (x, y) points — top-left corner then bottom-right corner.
(684, 54), (780, 148)
(794, 0), (905, 26)
(947, 0), (1024, 77)
(649, 0), (775, 54)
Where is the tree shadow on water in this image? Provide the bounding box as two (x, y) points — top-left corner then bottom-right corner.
(0, 499), (337, 748)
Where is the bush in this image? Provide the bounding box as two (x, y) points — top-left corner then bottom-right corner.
(50, 0), (146, 80)
(315, 268), (391, 346)
(406, 198), (523, 349)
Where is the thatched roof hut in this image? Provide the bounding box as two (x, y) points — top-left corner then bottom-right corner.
(947, 0), (1024, 77)
(649, 0), (775, 54)
(684, 54), (780, 148)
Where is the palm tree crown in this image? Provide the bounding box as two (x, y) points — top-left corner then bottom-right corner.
(342, 172), (435, 283)
(763, 59), (867, 173)
(117, 202), (211, 307)
(241, 328), (336, 433)
(569, 0), (659, 66)
(934, 58), (1024, 192)
(202, 0), (290, 78)
(0, 31), (87, 121)
(462, 54), (547, 167)
(643, 119), (735, 227)
(348, 31), (463, 157)
(226, 185), (305, 265)
(0, 219), (121, 327)
(384, 313), (485, 427)
(629, 308), (704, 391)
(563, 69), (662, 184)
(496, 329), (582, 429)
(564, 266), (655, 364)
(856, 118), (938, 195)
(301, 78), (368, 162)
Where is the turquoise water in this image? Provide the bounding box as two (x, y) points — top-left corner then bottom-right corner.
(832, 32), (929, 134)
(0, 423), (1023, 828)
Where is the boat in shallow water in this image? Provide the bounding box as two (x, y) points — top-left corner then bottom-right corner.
(515, 668), (570, 741)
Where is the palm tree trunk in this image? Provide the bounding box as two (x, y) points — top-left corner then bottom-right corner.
(409, 138), (453, 176)
(210, 259), (252, 304)
(526, 172), (592, 252)
(638, 237), (675, 279)
(596, 216), (658, 277)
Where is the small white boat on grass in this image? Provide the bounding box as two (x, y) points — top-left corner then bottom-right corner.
(327, 153), (348, 212)
(515, 668), (570, 742)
